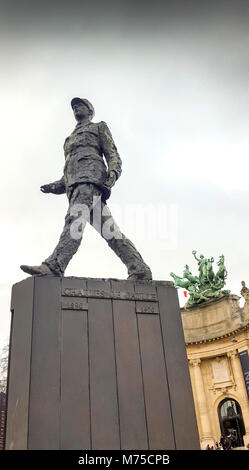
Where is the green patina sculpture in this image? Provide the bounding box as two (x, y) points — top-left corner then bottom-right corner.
(170, 251), (230, 309)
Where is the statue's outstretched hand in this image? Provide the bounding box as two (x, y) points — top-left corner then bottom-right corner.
(40, 184), (55, 193)
(105, 171), (117, 188)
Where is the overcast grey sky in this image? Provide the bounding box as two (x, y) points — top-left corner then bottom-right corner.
(1, 0), (249, 350)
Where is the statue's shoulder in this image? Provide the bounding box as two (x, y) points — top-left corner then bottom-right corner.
(96, 120), (109, 129)
(88, 121), (111, 136)
(88, 121), (107, 132)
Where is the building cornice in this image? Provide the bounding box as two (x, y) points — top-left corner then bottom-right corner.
(185, 321), (249, 346)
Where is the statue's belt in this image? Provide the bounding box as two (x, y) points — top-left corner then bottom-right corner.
(67, 149), (104, 163)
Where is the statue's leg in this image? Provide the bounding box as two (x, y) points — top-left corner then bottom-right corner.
(90, 194), (152, 280)
(43, 184), (90, 275)
(44, 183), (152, 279)
(43, 213), (82, 275)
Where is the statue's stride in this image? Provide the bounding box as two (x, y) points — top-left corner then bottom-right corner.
(170, 251), (230, 309)
(20, 98), (152, 280)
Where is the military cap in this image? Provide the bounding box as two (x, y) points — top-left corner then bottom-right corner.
(71, 97), (95, 118)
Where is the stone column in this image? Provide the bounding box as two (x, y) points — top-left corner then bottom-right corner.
(190, 359), (214, 449)
(227, 350), (249, 446)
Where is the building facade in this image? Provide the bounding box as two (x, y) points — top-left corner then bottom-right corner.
(182, 292), (249, 449)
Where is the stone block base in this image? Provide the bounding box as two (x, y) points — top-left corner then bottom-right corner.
(6, 276), (199, 450)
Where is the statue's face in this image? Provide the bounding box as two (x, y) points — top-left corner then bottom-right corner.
(72, 101), (91, 121)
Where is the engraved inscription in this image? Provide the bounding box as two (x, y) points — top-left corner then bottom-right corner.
(136, 302), (159, 314)
(62, 287), (158, 302)
(61, 299), (88, 311)
(212, 358), (230, 383)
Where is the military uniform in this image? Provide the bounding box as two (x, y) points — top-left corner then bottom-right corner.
(51, 120), (122, 201)
(40, 114), (152, 279)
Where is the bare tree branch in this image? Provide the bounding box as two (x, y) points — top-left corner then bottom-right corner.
(0, 344), (9, 393)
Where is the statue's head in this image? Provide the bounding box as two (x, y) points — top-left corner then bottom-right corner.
(200, 255), (204, 259)
(71, 97), (95, 121)
(242, 280), (245, 287)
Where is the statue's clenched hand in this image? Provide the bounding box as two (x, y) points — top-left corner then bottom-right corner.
(105, 170), (117, 188)
(40, 184), (56, 193)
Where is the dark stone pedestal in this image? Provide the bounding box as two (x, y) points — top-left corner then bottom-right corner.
(6, 276), (199, 450)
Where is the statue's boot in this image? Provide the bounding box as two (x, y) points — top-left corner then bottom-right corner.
(127, 269), (152, 281)
(20, 263), (56, 276)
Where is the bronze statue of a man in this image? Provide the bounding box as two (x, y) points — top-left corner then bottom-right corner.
(21, 97), (152, 280)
